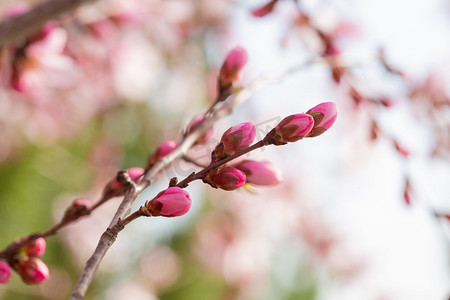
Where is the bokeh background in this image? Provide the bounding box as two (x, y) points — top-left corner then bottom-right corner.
(0, 0), (449, 299)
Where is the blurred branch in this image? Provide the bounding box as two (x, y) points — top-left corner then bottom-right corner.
(69, 185), (138, 300)
(181, 155), (207, 168)
(0, 0), (97, 49)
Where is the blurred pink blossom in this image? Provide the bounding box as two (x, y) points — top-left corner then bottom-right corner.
(187, 115), (213, 145)
(234, 160), (282, 186)
(0, 261), (11, 284)
(251, 0), (278, 18)
(219, 47), (248, 87)
(11, 27), (81, 96)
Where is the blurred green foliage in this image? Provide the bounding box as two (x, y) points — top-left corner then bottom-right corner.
(0, 102), (160, 299)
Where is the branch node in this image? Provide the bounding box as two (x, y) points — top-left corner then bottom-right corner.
(139, 205), (152, 217)
(168, 177), (178, 187)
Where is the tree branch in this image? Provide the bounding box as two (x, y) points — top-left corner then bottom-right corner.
(0, 0), (98, 49)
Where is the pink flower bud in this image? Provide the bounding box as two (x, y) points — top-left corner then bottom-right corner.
(23, 238), (46, 257)
(104, 167), (145, 199)
(273, 114), (314, 143)
(15, 257), (50, 285)
(187, 115), (213, 144)
(126, 167), (145, 183)
(63, 198), (92, 222)
(220, 122), (256, 155)
(234, 160), (282, 186)
(146, 140), (178, 170)
(211, 166), (247, 191)
(146, 187), (192, 217)
(251, 0), (278, 18)
(157, 140), (178, 158)
(306, 102), (337, 137)
(0, 261), (11, 284)
(219, 47), (248, 87)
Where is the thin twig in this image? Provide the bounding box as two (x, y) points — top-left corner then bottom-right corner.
(0, 193), (110, 259)
(176, 141), (266, 188)
(181, 155), (207, 168)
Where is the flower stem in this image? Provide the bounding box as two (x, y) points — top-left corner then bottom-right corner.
(176, 140), (266, 188)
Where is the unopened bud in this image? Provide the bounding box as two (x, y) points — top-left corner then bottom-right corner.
(210, 166), (247, 191)
(306, 102), (337, 137)
(220, 122), (255, 155)
(187, 115), (213, 145)
(23, 238), (46, 257)
(266, 114), (314, 144)
(219, 47), (248, 91)
(103, 167), (145, 199)
(234, 160), (282, 186)
(63, 198), (92, 222)
(0, 261), (11, 284)
(146, 140), (178, 170)
(15, 257), (50, 285)
(146, 187), (192, 217)
(127, 167), (145, 182)
(156, 140), (178, 158)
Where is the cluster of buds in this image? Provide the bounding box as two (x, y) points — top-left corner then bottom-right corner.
(139, 101), (335, 218)
(202, 102), (336, 191)
(0, 237), (50, 285)
(17, 238), (49, 285)
(0, 39), (338, 293)
(13, 256), (50, 285)
(202, 122), (256, 191)
(265, 102), (337, 145)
